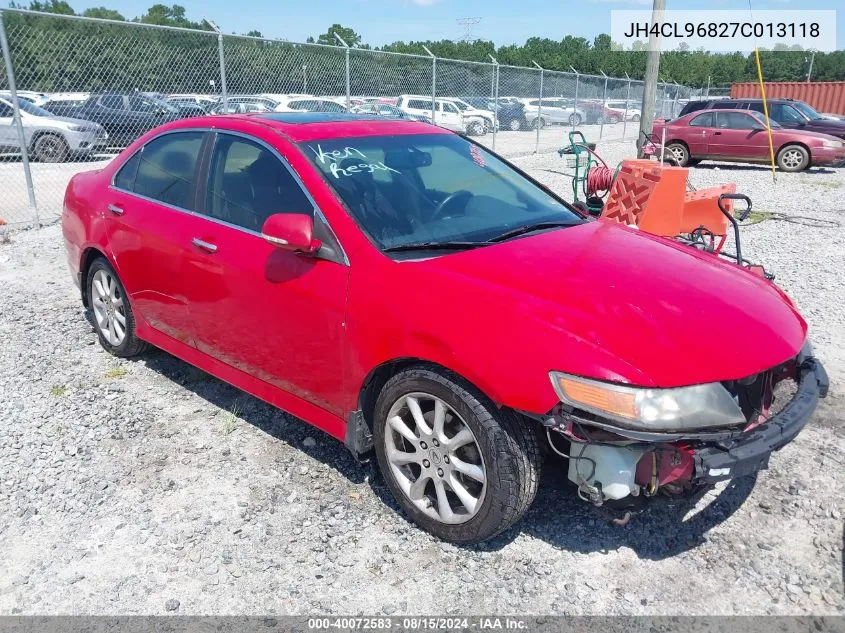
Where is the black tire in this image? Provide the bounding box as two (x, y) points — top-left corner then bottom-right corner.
(86, 257), (150, 358)
(777, 144), (810, 172)
(665, 142), (690, 167)
(468, 120), (485, 136)
(508, 118), (521, 131)
(569, 113), (582, 126)
(33, 134), (69, 163)
(686, 158), (702, 167)
(531, 116), (546, 129)
(608, 116), (620, 124)
(373, 367), (542, 544)
(632, 114), (641, 122)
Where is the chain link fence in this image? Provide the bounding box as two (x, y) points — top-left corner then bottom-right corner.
(0, 7), (702, 228)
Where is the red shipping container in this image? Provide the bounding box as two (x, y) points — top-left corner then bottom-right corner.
(731, 82), (845, 116)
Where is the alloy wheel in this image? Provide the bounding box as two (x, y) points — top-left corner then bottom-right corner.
(384, 392), (487, 525)
(91, 269), (127, 346)
(781, 149), (804, 169)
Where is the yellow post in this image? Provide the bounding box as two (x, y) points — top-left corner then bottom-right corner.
(754, 48), (777, 182)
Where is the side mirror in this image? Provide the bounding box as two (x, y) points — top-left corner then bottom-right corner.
(261, 213), (322, 254)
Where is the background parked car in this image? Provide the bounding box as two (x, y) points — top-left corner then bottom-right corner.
(679, 98), (845, 141)
(442, 97), (497, 132)
(4, 90), (50, 108)
(579, 101), (622, 124)
(606, 101), (641, 122)
(275, 96), (348, 113)
(210, 100), (274, 114)
(165, 94), (219, 113)
(396, 95), (485, 135)
(652, 109), (845, 172)
(463, 97), (527, 131)
(352, 102), (429, 122)
(0, 95), (107, 162)
(521, 98), (584, 127)
(42, 92), (181, 146)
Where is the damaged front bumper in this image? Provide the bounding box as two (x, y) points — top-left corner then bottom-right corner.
(693, 355), (828, 484)
(542, 354), (829, 504)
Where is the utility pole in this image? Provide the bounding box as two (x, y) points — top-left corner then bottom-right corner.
(806, 51), (815, 83)
(637, 0), (665, 157)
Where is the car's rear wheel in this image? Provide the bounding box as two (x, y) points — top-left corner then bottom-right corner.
(373, 367), (542, 544)
(632, 114), (641, 122)
(569, 113), (581, 126)
(777, 144), (810, 172)
(87, 258), (149, 358)
(508, 119), (521, 131)
(666, 142), (690, 167)
(532, 117), (546, 129)
(608, 116), (620, 124)
(33, 134), (69, 163)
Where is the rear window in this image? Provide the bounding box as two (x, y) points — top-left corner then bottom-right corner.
(406, 99), (430, 110)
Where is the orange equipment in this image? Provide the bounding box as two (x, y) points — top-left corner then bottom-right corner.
(601, 159), (736, 252)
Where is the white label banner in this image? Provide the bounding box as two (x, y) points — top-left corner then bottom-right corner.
(610, 10), (837, 52)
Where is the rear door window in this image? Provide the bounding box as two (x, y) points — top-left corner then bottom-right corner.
(689, 112), (714, 127)
(131, 131), (204, 208)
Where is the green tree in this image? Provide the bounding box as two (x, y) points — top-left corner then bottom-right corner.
(309, 23), (362, 47)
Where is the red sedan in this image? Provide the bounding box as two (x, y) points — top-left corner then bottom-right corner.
(62, 113), (827, 543)
(653, 109), (845, 171)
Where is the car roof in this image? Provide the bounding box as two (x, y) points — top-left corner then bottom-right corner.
(165, 112), (448, 142)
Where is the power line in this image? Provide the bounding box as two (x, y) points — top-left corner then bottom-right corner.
(456, 17), (481, 43)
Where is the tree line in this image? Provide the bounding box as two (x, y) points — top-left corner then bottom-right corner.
(2, 1), (843, 96)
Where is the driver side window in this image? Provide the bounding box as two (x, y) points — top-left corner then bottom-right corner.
(717, 112), (756, 130)
(203, 134), (313, 232)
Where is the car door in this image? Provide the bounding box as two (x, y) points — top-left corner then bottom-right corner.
(0, 99), (19, 149)
(439, 101), (463, 131)
(685, 111), (715, 156)
(710, 111), (769, 159)
(104, 129), (207, 345)
(181, 130), (350, 416)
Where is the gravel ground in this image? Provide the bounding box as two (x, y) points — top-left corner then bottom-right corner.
(0, 142), (843, 616)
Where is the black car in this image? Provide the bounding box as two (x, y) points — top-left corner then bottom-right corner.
(679, 98), (845, 141)
(42, 93), (182, 146)
(463, 97), (527, 131)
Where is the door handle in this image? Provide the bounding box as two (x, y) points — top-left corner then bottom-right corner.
(714, 131), (722, 135)
(107, 204), (124, 216)
(192, 238), (218, 253)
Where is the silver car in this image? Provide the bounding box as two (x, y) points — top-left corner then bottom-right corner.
(522, 98), (586, 127)
(0, 95), (108, 162)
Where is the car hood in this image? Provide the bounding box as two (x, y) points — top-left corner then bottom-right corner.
(409, 221), (807, 388)
(805, 119), (845, 138)
(30, 115), (101, 129)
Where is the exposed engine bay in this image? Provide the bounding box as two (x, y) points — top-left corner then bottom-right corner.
(540, 349), (828, 508)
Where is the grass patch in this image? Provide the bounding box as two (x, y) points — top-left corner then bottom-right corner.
(50, 385), (68, 397)
(221, 404), (241, 436)
(814, 180), (842, 190)
(742, 210), (773, 225)
(104, 367), (128, 379)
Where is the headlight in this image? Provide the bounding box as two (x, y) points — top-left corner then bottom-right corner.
(549, 371), (745, 431)
(822, 139), (844, 148)
(67, 123), (85, 132)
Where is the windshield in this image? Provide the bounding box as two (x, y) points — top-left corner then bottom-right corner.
(301, 133), (582, 252)
(146, 96), (180, 113)
(449, 100), (469, 111)
(792, 101), (822, 121)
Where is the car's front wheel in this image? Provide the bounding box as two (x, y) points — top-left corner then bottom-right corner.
(468, 120), (485, 136)
(508, 119), (522, 131)
(87, 257), (149, 357)
(373, 367), (542, 544)
(569, 113), (581, 126)
(777, 144), (810, 172)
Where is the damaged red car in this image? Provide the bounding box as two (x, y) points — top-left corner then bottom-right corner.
(62, 113), (829, 543)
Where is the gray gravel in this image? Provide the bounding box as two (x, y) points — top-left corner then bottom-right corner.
(0, 141), (843, 615)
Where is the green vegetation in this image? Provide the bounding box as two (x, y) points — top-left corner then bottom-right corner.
(104, 367), (127, 379)
(3, 2), (843, 95)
